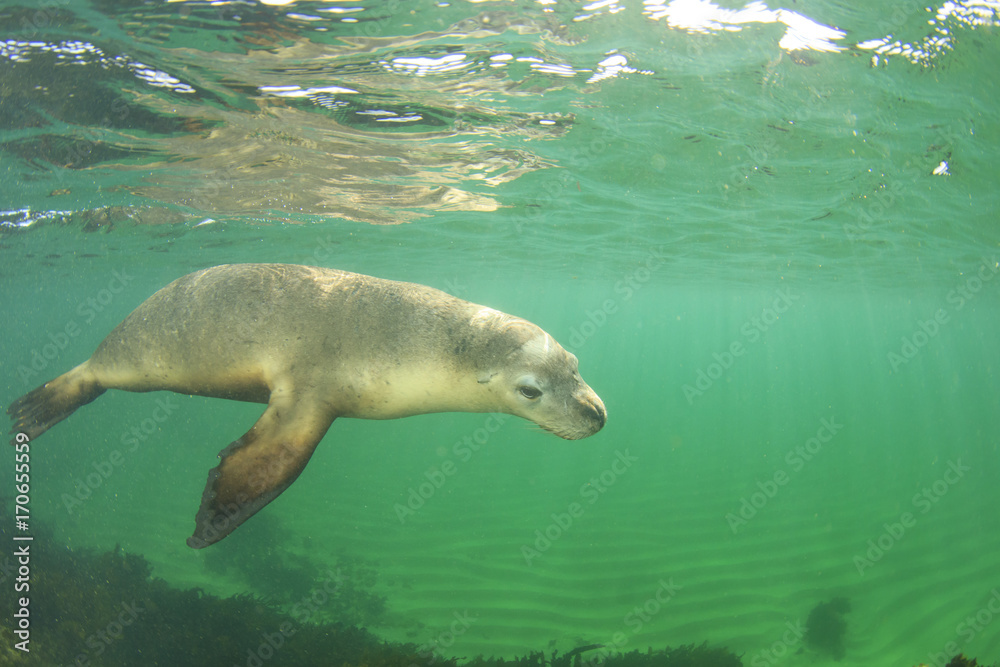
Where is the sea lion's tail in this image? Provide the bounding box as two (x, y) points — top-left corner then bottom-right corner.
(7, 362), (106, 443)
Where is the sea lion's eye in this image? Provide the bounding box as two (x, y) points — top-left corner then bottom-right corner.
(518, 385), (542, 400)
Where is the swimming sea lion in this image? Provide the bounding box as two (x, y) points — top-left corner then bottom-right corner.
(8, 264), (606, 548)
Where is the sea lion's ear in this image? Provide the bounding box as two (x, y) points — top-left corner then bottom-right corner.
(477, 370), (497, 384)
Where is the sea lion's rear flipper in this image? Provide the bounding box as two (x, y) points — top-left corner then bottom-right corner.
(187, 396), (335, 549)
(8, 362), (105, 442)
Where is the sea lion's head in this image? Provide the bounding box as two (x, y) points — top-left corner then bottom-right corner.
(471, 309), (606, 440)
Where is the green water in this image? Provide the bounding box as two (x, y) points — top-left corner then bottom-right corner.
(2, 0), (999, 664)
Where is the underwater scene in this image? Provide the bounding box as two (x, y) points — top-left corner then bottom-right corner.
(1, 0), (999, 665)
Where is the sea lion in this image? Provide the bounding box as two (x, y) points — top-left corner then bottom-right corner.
(8, 264), (606, 548)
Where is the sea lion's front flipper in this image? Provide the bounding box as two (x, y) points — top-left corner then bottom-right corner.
(187, 396), (335, 549)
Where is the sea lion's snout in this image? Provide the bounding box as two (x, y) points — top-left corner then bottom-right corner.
(587, 391), (607, 431)
(569, 385), (607, 440)
(530, 381), (607, 440)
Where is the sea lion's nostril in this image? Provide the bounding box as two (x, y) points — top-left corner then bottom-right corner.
(586, 395), (607, 429)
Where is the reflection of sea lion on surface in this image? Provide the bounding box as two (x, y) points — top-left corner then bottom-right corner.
(8, 264), (606, 548)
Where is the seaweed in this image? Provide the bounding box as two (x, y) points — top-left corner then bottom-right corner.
(8, 530), (997, 667)
(458, 642), (741, 667)
(804, 596), (851, 661)
(595, 642), (744, 667)
(202, 511), (386, 626)
(0, 497), (740, 667)
(0, 530), (745, 667)
(1, 496), (995, 667)
(0, 535), (428, 666)
(0, 497), (757, 666)
(942, 655), (1000, 667)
